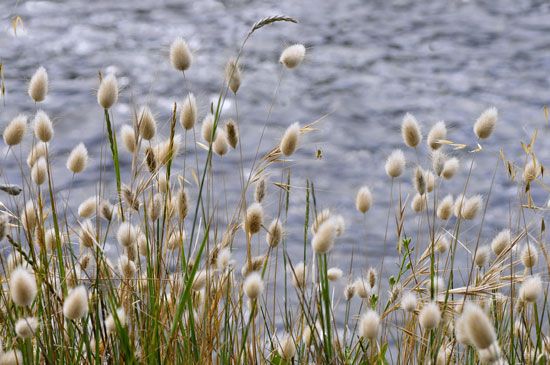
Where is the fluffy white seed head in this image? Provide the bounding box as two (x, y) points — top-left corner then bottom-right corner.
(473, 107), (497, 139)
(15, 317), (38, 338)
(3, 114), (27, 146)
(120, 124), (136, 153)
(225, 58), (242, 94)
(33, 110), (53, 142)
(401, 291), (417, 312)
(191, 270), (208, 291)
(354, 278), (371, 299)
(117, 222), (137, 248)
(441, 157), (459, 180)
(432, 150), (447, 176)
(474, 245), (490, 267)
(105, 307), (126, 333)
(31, 157), (47, 185)
(180, 93), (197, 130)
(344, 283), (356, 300)
(63, 286), (89, 320)
(28, 66), (48, 102)
(327, 267), (343, 282)
(278, 334), (297, 360)
(0, 350), (23, 365)
(461, 195), (482, 220)
(359, 310), (380, 340)
(66, 143), (88, 174)
(279, 44), (306, 69)
(217, 248), (232, 270)
(10, 267), (37, 307)
(413, 167), (426, 195)
(201, 115), (216, 143)
(21, 200), (37, 232)
(118, 255), (137, 279)
(355, 186), (373, 214)
(225, 119), (239, 148)
(243, 272), (264, 299)
(78, 196), (97, 218)
(491, 229), (510, 256)
(244, 203), (263, 235)
(437, 194), (453, 220)
(401, 113), (422, 148)
(521, 243), (538, 268)
(435, 236), (449, 254)
(137, 106), (157, 140)
(27, 142), (48, 167)
(290, 262), (307, 289)
(427, 121), (446, 150)
(411, 193), (427, 213)
(213, 130), (229, 156)
(266, 219), (283, 247)
(520, 276), (542, 303)
(311, 218), (337, 254)
(97, 74), (118, 109)
(170, 37), (192, 72)
(385, 149), (405, 178)
(78, 219), (95, 248)
(419, 302), (441, 330)
(280, 122), (300, 156)
(461, 302), (496, 349)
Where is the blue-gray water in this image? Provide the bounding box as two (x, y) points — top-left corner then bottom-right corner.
(1, 0), (549, 323)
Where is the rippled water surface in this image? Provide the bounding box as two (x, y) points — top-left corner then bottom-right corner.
(1, 0), (550, 302)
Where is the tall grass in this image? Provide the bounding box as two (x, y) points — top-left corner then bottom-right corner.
(0, 16), (549, 365)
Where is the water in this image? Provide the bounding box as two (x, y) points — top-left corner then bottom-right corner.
(1, 0), (549, 322)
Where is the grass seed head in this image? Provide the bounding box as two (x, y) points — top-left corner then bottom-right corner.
(28, 66), (48, 102)
(279, 44), (306, 69)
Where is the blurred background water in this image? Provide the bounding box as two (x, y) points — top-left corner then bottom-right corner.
(1, 0), (550, 323)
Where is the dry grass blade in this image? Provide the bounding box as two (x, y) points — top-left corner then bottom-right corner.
(247, 15), (298, 38)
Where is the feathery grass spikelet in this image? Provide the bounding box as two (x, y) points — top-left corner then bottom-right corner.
(354, 278), (370, 298)
(474, 245), (490, 267)
(225, 58), (242, 94)
(33, 110), (53, 142)
(225, 119), (239, 148)
(97, 74), (118, 109)
(21, 200), (37, 232)
(117, 222), (137, 248)
(201, 115), (216, 143)
(176, 188), (188, 220)
(327, 267), (343, 281)
(359, 310), (380, 340)
(66, 143), (88, 174)
(118, 255), (136, 279)
(519, 275), (542, 303)
(278, 334), (296, 360)
(474, 107), (497, 139)
(3, 114), (27, 146)
(9, 267), (37, 307)
(344, 283), (355, 300)
(432, 150), (446, 176)
(355, 186), (373, 214)
(78, 196), (97, 218)
(27, 142), (47, 167)
(401, 291), (417, 312)
(28, 66), (48, 102)
(461, 195), (482, 220)
(255, 177), (266, 203)
(491, 229), (510, 256)
(425, 171), (435, 192)
(411, 193), (426, 212)
(0, 350), (23, 365)
(385, 149), (405, 178)
(244, 203), (263, 235)
(427, 121), (446, 150)
(63, 286), (88, 320)
(122, 185), (140, 211)
(105, 308), (126, 333)
(413, 167), (426, 195)
(311, 218), (337, 254)
(137, 106), (157, 140)
(31, 157), (47, 185)
(120, 124), (136, 153)
(217, 248), (232, 270)
(170, 37), (192, 72)
(461, 302), (496, 349)
(521, 243), (538, 268)
(148, 193), (162, 221)
(213, 129), (229, 156)
(279, 44), (306, 69)
(45, 228), (63, 251)
(435, 236), (449, 253)
(419, 302), (441, 330)
(311, 208), (331, 234)
(401, 113), (422, 148)
(167, 230), (184, 250)
(290, 262), (306, 289)
(0, 214), (8, 242)
(266, 219), (283, 247)
(78, 219), (95, 248)
(280, 122), (300, 156)
(441, 157), (459, 179)
(15, 317), (38, 338)
(241, 255), (265, 277)
(243, 272), (263, 299)
(523, 159), (540, 183)
(100, 200), (114, 221)
(155, 134), (181, 165)
(180, 93), (197, 130)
